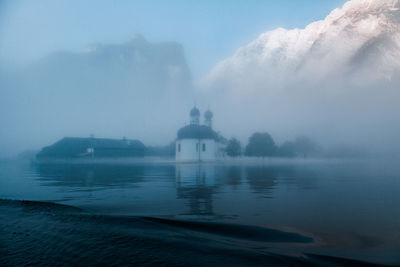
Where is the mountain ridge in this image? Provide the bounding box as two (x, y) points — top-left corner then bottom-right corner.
(205, 0), (400, 90)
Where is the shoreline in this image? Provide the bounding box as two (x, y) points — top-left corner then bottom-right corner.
(30, 156), (376, 166)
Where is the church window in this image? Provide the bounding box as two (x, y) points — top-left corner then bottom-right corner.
(202, 144), (206, 152)
(178, 143), (181, 152)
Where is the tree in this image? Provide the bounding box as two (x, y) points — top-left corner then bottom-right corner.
(293, 136), (318, 158)
(145, 141), (176, 157)
(245, 132), (277, 157)
(226, 138), (241, 157)
(277, 141), (297, 157)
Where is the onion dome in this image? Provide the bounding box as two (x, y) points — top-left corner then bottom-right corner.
(190, 106), (200, 117)
(204, 110), (213, 120)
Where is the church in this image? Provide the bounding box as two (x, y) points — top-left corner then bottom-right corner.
(175, 107), (226, 162)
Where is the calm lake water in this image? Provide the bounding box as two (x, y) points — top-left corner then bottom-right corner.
(0, 158), (399, 265)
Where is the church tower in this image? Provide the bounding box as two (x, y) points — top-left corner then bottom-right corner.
(190, 106), (200, 125)
(204, 109), (213, 128)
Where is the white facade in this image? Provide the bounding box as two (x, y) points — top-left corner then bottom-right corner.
(176, 139), (216, 162)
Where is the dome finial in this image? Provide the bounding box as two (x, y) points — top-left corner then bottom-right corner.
(204, 108), (213, 128)
(190, 106), (200, 125)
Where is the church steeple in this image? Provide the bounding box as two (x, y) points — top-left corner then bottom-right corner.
(190, 106), (200, 125)
(204, 109), (213, 128)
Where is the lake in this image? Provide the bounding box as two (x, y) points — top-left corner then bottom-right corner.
(0, 158), (399, 265)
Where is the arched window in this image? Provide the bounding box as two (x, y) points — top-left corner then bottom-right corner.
(202, 143), (206, 152)
(178, 143), (181, 152)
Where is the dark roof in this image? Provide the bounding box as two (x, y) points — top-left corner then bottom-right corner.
(37, 137), (145, 158)
(177, 125), (217, 140)
(190, 107), (200, 116)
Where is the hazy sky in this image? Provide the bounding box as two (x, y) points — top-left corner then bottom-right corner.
(5, 0), (398, 158)
(0, 0), (347, 76)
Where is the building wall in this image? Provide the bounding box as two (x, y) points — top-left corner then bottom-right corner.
(176, 139), (216, 161)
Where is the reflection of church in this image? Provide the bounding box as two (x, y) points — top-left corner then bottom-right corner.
(175, 164), (218, 215)
(175, 107), (226, 162)
(174, 164), (282, 216)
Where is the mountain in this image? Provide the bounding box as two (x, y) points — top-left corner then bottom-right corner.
(33, 35), (191, 97)
(202, 0), (400, 153)
(205, 0), (400, 91)
(0, 36), (193, 157)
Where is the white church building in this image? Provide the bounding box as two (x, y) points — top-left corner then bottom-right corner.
(175, 107), (226, 162)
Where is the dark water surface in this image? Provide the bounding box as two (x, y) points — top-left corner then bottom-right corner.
(0, 159), (399, 265)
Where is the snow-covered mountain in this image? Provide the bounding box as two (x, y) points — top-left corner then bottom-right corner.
(205, 0), (400, 91)
(201, 0), (400, 154)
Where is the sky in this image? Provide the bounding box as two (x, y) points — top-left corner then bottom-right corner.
(0, 0), (347, 77)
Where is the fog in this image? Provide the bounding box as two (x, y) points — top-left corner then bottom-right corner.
(1, 0), (399, 158)
(0, 36), (193, 157)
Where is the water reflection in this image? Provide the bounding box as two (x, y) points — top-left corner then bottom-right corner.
(176, 164), (218, 215)
(32, 162), (320, 212)
(245, 166), (277, 197)
(226, 166), (242, 188)
(34, 163), (148, 188)
(275, 165), (319, 190)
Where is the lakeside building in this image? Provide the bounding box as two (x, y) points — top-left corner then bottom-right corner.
(175, 107), (226, 162)
(36, 137), (145, 159)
